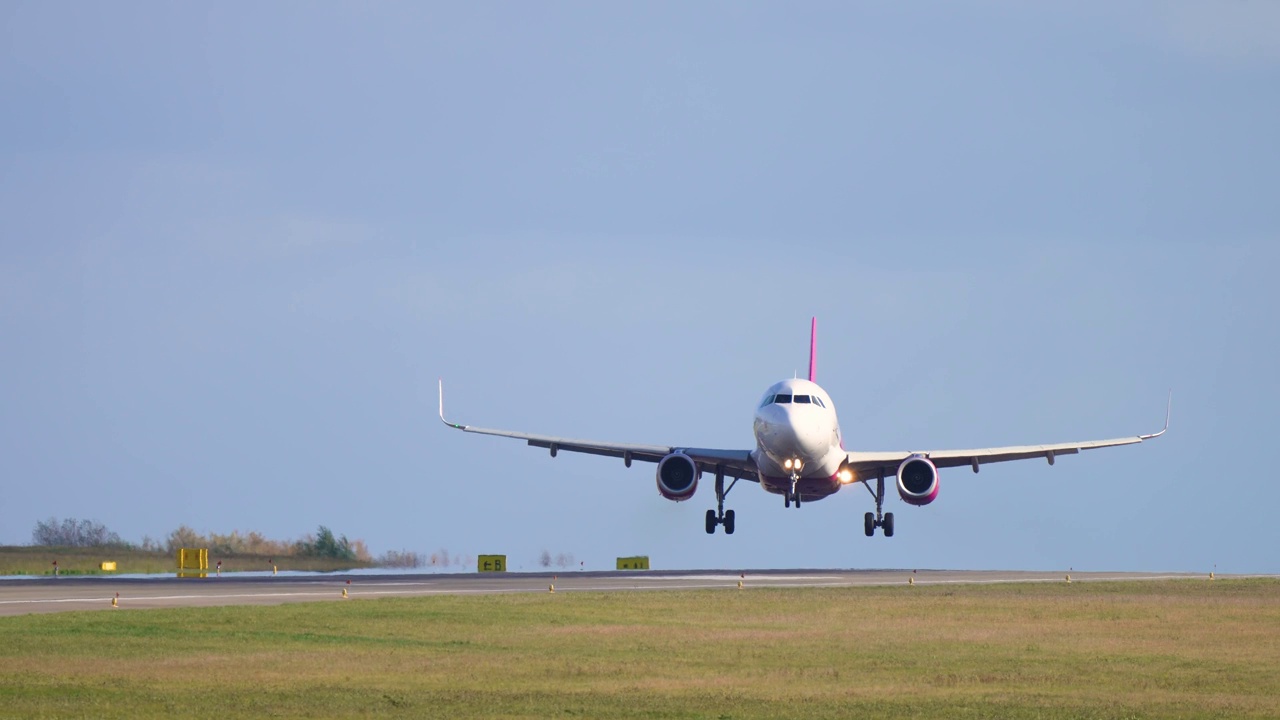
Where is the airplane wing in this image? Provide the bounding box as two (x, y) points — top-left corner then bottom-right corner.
(438, 381), (759, 481)
(844, 396), (1170, 480)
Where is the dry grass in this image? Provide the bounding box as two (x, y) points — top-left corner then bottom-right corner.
(0, 579), (1276, 718)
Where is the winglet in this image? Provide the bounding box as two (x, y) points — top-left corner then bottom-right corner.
(1139, 391), (1171, 440)
(438, 379), (466, 430)
(807, 317), (817, 383)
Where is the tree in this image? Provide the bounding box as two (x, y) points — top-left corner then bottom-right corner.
(165, 525), (206, 554)
(297, 525), (356, 560)
(31, 517), (125, 548)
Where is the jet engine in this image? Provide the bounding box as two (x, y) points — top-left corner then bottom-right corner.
(656, 452), (700, 501)
(896, 455), (939, 506)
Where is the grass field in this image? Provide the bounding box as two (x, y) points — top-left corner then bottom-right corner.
(0, 546), (373, 576)
(0, 579), (1276, 719)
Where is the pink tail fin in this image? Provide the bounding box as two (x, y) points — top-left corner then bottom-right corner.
(808, 317), (817, 382)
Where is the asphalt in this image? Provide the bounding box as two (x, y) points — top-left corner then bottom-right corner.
(2, 568), (1268, 616)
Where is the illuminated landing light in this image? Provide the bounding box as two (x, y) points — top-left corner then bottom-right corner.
(784, 459), (793, 470)
(838, 468), (854, 484)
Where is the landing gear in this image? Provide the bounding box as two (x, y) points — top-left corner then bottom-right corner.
(706, 468), (738, 535)
(862, 471), (894, 537)
(785, 473), (801, 509)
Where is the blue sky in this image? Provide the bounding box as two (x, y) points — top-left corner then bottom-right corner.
(2, 3), (1277, 573)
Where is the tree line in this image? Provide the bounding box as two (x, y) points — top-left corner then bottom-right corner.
(26, 519), (568, 569)
(30, 517), (371, 561)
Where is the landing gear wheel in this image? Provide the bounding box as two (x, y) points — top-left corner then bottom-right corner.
(784, 495), (791, 509)
(705, 509), (717, 535)
(794, 493), (802, 509)
(723, 510), (735, 535)
(864, 512), (875, 537)
(883, 512), (895, 538)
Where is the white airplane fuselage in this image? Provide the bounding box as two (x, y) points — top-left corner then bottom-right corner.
(752, 378), (849, 502)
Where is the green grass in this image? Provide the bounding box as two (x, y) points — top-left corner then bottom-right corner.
(0, 579), (1277, 719)
(0, 545), (373, 576)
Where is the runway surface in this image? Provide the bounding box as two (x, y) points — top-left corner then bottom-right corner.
(3, 569), (1270, 617)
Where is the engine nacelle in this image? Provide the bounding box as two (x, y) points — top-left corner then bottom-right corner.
(896, 455), (939, 506)
(656, 452), (700, 502)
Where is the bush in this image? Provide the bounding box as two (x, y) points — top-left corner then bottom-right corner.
(377, 550), (424, 568)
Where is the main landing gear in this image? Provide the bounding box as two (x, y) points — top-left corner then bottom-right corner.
(862, 471), (894, 537)
(706, 468), (738, 535)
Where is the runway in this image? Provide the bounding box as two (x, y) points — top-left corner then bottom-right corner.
(2, 569), (1265, 617)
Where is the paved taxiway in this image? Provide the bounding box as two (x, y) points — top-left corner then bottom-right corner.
(2, 569), (1266, 617)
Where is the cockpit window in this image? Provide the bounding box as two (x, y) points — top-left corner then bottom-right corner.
(813, 396), (826, 408)
(793, 395), (811, 404)
(774, 394), (792, 404)
(759, 395), (774, 408)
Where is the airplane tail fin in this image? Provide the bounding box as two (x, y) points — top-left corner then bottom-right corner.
(808, 317), (817, 383)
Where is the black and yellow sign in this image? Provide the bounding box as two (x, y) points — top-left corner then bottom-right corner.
(478, 555), (506, 573)
(616, 556), (650, 570)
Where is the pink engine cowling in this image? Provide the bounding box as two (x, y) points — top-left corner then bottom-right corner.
(656, 452), (700, 501)
(896, 455), (939, 506)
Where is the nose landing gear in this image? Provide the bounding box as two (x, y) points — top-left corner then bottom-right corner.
(783, 471), (802, 509)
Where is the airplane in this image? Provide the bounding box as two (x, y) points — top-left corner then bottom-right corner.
(438, 318), (1169, 537)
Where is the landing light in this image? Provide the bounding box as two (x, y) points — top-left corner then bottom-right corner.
(784, 459), (793, 470)
(838, 469), (854, 484)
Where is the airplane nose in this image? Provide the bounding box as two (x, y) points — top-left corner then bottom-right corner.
(764, 406), (828, 460)
(789, 419), (827, 458)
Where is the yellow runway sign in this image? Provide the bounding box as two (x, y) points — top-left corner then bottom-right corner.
(616, 556), (650, 570)
(478, 555), (506, 572)
(177, 548), (208, 570)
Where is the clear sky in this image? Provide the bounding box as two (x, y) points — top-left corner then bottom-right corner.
(2, 3), (1277, 573)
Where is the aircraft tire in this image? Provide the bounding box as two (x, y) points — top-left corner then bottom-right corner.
(864, 512), (875, 537)
(705, 509), (717, 535)
(883, 512), (895, 537)
(724, 510), (736, 535)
